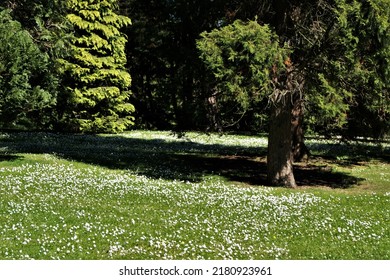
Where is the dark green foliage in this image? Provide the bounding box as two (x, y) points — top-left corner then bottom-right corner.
(3, 0), (71, 62)
(301, 0), (390, 139)
(197, 20), (289, 130)
(124, 0), (231, 131)
(0, 9), (57, 129)
(340, 0), (389, 138)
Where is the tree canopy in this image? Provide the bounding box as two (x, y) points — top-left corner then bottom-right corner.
(197, 20), (290, 131)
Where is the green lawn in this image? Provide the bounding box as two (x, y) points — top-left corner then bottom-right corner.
(0, 131), (389, 259)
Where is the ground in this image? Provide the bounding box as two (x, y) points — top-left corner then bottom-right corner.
(0, 131), (389, 259)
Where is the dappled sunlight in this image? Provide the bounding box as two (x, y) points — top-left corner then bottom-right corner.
(1, 131), (387, 189)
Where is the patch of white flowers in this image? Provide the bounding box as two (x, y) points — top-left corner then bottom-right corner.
(0, 158), (388, 260)
(122, 131), (268, 148)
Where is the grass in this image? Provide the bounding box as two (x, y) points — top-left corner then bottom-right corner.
(0, 130), (389, 260)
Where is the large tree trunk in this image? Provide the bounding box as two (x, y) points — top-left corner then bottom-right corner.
(267, 91), (297, 188)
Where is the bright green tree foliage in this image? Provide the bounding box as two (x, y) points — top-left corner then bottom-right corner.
(59, 0), (134, 133)
(0, 9), (57, 129)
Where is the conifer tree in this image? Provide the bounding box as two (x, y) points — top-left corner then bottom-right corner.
(58, 0), (134, 133)
(197, 0), (389, 187)
(0, 9), (57, 129)
(197, 20), (296, 187)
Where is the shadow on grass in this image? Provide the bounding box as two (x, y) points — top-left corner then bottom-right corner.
(0, 154), (22, 162)
(306, 138), (390, 165)
(0, 132), (381, 189)
(294, 164), (363, 189)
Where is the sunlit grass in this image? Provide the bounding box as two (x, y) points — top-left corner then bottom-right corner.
(0, 131), (389, 259)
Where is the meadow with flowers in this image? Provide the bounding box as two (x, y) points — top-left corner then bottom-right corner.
(0, 131), (389, 259)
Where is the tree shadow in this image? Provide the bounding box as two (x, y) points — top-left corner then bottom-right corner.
(306, 139), (390, 165)
(0, 132), (373, 189)
(165, 154), (363, 189)
(0, 154), (22, 162)
(293, 163), (364, 189)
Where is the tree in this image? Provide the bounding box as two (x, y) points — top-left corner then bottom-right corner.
(0, 9), (57, 129)
(197, 20), (279, 125)
(197, 19), (298, 187)
(266, 0), (389, 185)
(277, 0), (389, 142)
(121, 0), (284, 132)
(325, 0), (389, 139)
(198, 0), (389, 187)
(58, 0), (134, 133)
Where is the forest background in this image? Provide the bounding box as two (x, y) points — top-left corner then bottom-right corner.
(0, 0), (389, 187)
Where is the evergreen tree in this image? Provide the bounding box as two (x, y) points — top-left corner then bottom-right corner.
(197, 19), (298, 187)
(58, 0), (134, 133)
(322, 0), (389, 139)
(0, 9), (57, 129)
(198, 0), (389, 187)
(285, 0), (389, 140)
(197, 20), (289, 130)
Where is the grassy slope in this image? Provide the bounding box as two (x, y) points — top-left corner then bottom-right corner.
(0, 131), (389, 259)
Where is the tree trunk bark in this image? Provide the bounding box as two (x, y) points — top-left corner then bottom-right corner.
(291, 99), (310, 162)
(267, 91), (297, 188)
